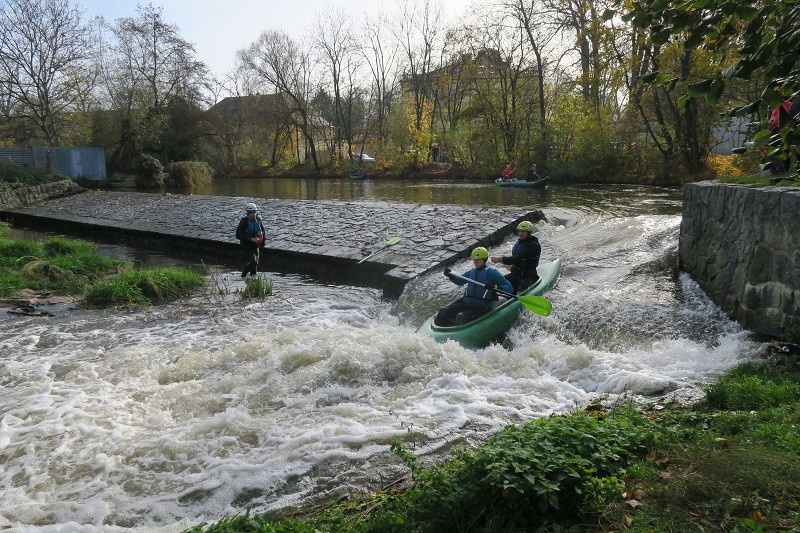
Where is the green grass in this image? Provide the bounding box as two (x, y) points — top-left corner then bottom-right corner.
(83, 267), (205, 307)
(0, 234), (123, 296)
(1, 227), (205, 307)
(717, 172), (799, 187)
(184, 354), (800, 533)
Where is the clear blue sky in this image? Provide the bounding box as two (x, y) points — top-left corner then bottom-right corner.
(79, 0), (472, 76)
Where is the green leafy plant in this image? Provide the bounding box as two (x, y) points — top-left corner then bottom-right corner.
(134, 154), (166, 189)
(239, 274), (273, 300)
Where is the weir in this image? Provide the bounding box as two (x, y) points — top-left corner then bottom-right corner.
(1, 187), (543, 297)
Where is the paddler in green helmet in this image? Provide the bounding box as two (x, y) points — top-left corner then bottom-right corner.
(435, 247), (513, 326)
(491, 220), (541, 293)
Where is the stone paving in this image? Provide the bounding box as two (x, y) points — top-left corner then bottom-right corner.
(2, 189), (543, 296)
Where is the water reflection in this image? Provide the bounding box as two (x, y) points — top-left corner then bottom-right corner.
(184, 178), (683, 216)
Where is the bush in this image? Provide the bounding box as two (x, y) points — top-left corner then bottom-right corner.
(167, 161), (215, 189)
(0, 161), (65, 192)
(380, 409), (659, 532)
(134, 154), (165, 189)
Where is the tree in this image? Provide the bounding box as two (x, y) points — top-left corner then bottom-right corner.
(99, 3), (207, 171)
(618, 0), (800, 175)
(313, 8), (362, 160)
(362, 12), (399, 151)
(0, 0), (97, 146)
(502, 0), (553, 148)
(239, 30), (322, 170)
(392, 0), (444, 167)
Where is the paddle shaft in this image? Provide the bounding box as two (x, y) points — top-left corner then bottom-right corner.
(447, 270), (552, 317)
(447, 271), (514, 299)
(358, 237), (401, 264)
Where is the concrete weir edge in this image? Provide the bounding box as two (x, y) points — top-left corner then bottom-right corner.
(1, 184), (544, 298)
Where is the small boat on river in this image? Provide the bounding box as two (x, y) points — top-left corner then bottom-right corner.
(349, 169), (367, 180)
(495, 176), (549, 188)
(417, 259), (562, 348)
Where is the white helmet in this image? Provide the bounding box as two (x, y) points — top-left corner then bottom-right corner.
(245, 203), (257, 213)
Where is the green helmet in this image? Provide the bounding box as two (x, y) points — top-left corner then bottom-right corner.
(517, 220), (535, 232)
(471, 247), (489, 260)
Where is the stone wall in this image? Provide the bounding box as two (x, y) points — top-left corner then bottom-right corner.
(0, 180), (85, 209)
(680, 181), (800, 341)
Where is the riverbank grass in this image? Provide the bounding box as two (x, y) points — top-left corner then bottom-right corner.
(0, 232), (123, 296)
(83, 267), (205, 307)
(1, 223), (205, 307)
(186, 351), (800, 532)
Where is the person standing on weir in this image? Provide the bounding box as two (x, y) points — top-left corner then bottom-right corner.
(235, 202), (265, 278)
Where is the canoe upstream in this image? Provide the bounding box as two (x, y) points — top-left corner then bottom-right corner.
(495, 177), (549, 188)
(417, 259), (562, 348)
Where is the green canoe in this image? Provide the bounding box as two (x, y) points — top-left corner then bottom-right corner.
(495, 177), (549, 187)
(417, 259), (562, 348)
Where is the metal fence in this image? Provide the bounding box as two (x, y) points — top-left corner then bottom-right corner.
(0, 146), (106, 180)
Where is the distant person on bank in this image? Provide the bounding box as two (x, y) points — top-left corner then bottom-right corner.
(235, 202), (265, 278)
(491, 220), (541, 293)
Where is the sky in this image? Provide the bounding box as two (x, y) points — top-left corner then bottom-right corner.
(79, 0), (474, 77)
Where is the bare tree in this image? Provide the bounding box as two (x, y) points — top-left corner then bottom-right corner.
(392, 0), (444, 132)
(100, 3), (207, 170)
(238, 29), (321, 170)
(500, 0), (555, 139)
(362, 12), (399, 151)
(0, 0), (97, 146)
(313, 8), (361, 160)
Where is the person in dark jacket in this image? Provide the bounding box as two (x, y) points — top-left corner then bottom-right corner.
(435, 247), (514, 326)
(525, 163), (541, 182)
(491, 220), (541, 293)
(235, 202), (265, 277)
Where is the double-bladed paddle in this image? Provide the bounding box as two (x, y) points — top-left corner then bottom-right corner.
(446, 270), (553, 316)
(358, 236), (402, 264)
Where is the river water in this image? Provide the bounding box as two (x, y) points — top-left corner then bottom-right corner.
(0, 179), (761, 532)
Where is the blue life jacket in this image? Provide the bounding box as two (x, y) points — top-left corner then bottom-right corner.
(464, 267), (495, 301)
(244, 217), (262, 239)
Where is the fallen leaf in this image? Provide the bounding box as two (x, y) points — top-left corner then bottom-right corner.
(622, 485), (644, 500)
(625, 499), (641, 508)
(714, 437), (732, 448)
(654, 456), (669, 466)
(773, 501), (790, 513)
(690, 510), (706, 517)
(621, 514), (634, 528)
(646, 451), (657, 462)
(659, 471), (671, 480)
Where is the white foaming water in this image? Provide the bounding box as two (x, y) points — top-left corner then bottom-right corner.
(0, 211), (762, 532)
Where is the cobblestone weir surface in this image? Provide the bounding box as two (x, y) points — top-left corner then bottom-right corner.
(3, 190), (542, 293)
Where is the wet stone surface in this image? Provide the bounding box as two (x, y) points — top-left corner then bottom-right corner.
(4, 190), (542, 295)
